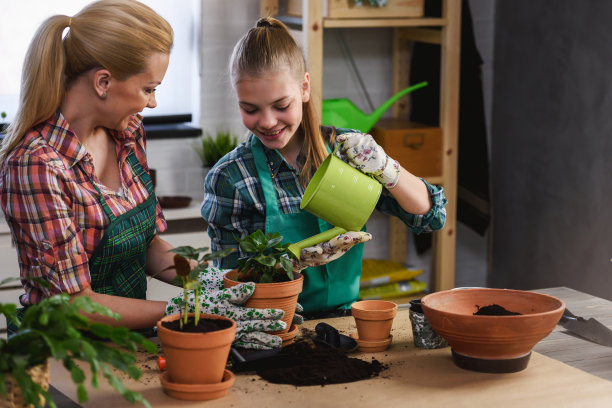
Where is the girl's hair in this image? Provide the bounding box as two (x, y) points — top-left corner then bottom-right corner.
(229, 17), (329, 187)
(0, 0), (174, 166)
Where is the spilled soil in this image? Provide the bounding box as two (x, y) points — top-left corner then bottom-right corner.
(232, 338), (386, 386)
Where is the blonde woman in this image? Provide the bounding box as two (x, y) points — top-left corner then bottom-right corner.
(0, 0), (285, 349)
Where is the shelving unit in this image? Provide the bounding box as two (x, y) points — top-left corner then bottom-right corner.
(260, 0), (461, 291)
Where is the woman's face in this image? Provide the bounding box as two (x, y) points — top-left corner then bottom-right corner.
(234, 68), (310, 156)
(106, 52), (169, 130)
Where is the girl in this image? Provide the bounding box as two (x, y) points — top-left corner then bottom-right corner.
(202, 17), (447, 317)
(0, 0), (283, 349)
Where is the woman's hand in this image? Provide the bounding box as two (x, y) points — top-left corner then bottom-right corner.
(335, 132), (400, 189)
(165, 266), (286, 350)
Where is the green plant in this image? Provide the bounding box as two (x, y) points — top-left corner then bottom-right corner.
(236, 230), (294, 283)
(0, 278), (157, 408)
(0, 112), (7, 134)
(168, 246), (234, 328)
(194, 130), (238, 167)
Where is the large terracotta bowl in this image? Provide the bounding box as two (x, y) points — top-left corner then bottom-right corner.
(421, 288), (565, 373)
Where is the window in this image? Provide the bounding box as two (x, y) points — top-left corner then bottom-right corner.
(0, 0), (201, 126)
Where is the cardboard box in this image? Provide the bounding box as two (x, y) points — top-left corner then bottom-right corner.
(288, 0), (424, 19)
(370, 119), (442, 179)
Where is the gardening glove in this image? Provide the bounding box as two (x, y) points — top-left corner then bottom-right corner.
(165, 266), (286, 350)
(291, 231), (372, 271)
(335, 132), (400, 189)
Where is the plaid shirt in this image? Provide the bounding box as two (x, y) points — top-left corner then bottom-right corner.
(202, 130), (447, 269)
(0, 112), (166, 305)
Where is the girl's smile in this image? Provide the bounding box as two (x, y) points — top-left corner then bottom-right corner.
(235, 68), (310, 165)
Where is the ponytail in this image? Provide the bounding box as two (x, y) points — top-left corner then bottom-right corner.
(0, 15), (69, 166)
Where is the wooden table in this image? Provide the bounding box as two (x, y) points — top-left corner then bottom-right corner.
(49, 287), (612, 407)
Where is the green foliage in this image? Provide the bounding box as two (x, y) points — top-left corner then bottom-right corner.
(236, 230), (294, 283)
(168, 246), (234, 327)
(0, 278), (157, 408)
(194, 130), (238, 167)
(0, 111), (7, 134)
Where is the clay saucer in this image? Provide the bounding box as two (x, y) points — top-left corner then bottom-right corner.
(278, 323), (299, 346)
(160, 369), (234, 401)
(349, 332), (393, 352)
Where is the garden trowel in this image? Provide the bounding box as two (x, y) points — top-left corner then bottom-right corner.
(558, 308), (612, 347)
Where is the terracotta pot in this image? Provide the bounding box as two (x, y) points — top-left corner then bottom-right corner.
(351, 300), (398, 341)
(223, 270), (303, 335)
(156, 314), (236, 385)
(159, 369), (234, 401)
(421, 288), (565, 373)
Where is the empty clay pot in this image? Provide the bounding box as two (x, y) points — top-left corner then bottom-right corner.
(421, 288), (565, 373)
(351, 300), (398, 341)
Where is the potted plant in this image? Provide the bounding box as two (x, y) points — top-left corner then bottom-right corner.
(1, 111), (8, 135)
(156, 246), (236, 399)
(0, 277), (157, 408)
(193, 130), (238, 176)
(223, 230), (304, 336)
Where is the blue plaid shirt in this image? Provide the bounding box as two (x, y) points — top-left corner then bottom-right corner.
(202, 129), (447, 268)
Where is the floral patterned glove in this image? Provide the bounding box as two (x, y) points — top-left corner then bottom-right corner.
(292, 231), (372, 271)
(165, 266), (286, 350)
(335, 132), (400, 189)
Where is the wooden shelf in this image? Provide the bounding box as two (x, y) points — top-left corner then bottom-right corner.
(261, 0), (461, 291)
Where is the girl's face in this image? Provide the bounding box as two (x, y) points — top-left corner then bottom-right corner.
(235, 69), (310, 156)
(106, 52), (169, 130)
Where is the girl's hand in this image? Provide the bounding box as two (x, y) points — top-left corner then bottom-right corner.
(292, 231), (372, 271)
(335, 132), (400, 189)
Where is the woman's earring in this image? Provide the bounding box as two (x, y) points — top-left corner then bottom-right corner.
(100, 93), (107, 100)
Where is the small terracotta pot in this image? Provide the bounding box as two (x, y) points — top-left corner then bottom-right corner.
(351, 300), (398, 341)
(156, 314), (236, 385)
(224, 270), (304, 335)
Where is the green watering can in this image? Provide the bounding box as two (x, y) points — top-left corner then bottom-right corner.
(321, 81), (428, 133)
(287, 144), (382, 260)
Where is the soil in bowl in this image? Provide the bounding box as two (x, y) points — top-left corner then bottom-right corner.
(231, 338), (386, 386)
(162, 317), (233, 333)
(474, 304), (522, 316)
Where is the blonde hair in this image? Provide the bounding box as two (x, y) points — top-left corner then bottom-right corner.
(229, 17), (329, 187)
(0, 0), (174, 166)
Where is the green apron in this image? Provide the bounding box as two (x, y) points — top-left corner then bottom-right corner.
(251, 137), (362, 313)
(83, 150), (157, 299)
(8, 150), (156, 335)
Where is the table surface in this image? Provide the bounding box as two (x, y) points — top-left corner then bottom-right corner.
(49, 287), (612, 407)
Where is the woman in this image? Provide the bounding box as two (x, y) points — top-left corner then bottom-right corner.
(0, 0), (284, 349)
(202, 18), (447, 317)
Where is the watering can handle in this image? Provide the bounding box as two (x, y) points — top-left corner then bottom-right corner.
(287, 226), (347, 260)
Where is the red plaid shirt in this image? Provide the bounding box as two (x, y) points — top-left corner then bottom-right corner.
(0, 112), (167, 305)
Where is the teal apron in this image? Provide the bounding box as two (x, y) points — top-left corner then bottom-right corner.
(7, 150), (156, 335)
(251, 137), (363, 313)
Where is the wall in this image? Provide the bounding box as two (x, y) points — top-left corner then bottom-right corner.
(490, 1), (612, 300)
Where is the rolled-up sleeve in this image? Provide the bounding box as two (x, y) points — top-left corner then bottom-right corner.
(377, 179), (447, 234)
(2, 155), (90, 303)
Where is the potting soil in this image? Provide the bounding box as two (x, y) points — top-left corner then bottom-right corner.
(162, 317), (233, 333)
(474, 304), (522, 316)
(236, 339), (386, 386)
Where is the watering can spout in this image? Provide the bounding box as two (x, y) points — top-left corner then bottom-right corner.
(321, 81), (428, 133)
(368, 81), (428, 128)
